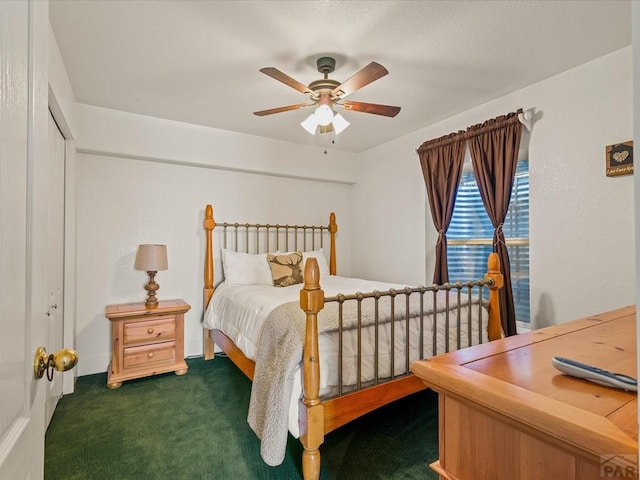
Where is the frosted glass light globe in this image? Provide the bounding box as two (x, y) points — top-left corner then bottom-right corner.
(314, 104), (334, 126)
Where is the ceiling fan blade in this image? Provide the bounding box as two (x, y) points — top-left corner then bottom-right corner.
(331, 62), (389, 98)
(341, 101), (401, 117)
(253, 103), (310, 116)
(260, 67), (313, 95)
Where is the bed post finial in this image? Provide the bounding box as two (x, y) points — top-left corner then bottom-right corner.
(300, 258), (325, 480)
(329, 212), (337, 276)
(204, 204), (216, 360)
(485, 252), (504, 341)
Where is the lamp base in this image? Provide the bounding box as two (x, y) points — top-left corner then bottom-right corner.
(145, 297), (159, 309)
(144, 271), (160, 309)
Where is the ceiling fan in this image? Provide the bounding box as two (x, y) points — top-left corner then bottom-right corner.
(253, 56), (401, 135)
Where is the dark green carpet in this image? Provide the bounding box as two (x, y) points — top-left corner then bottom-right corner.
(45, 356), (439, 479)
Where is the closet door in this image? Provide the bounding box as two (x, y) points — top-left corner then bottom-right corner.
(45, 111), (66, 427)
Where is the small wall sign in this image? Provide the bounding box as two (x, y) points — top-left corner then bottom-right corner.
(606, 141), (633, 177)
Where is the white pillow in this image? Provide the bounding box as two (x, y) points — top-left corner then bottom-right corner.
(221, 249), (273, 285)
(302, 249), (331, 278)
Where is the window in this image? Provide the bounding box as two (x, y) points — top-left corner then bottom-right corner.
(447, 160), (530, 324)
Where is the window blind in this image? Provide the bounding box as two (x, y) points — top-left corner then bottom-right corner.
(447, 160), (530, 323)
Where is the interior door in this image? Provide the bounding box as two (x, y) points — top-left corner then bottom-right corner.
(45, 111), (66, 427)
(0, 1), (49, 478)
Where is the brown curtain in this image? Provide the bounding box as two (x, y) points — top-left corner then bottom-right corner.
(417, 132), (466, 284)
(467, 111), (522, 336)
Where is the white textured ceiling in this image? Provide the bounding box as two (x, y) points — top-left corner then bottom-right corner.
(49, 0), (631, 153)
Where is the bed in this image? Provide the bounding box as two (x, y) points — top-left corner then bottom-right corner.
(201, 204), (503, 480)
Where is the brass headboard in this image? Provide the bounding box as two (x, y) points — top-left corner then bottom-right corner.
(202, 204), (337, 359)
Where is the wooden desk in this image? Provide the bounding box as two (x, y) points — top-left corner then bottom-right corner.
(412, 306), (638, 480)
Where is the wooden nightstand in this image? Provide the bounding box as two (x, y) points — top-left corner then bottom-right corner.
(105, 299), (190, 389)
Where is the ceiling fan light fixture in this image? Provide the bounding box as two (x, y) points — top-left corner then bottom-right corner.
(301, 113), (318, 135)
(332, 113), (350, 135)
(314, 104), (334, 126)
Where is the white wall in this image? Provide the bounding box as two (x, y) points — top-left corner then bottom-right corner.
(75, 104), (357, 184)
(353, 46), (634, 330)
(74, 105), (356, 375)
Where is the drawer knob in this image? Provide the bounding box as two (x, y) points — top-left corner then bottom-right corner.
(147, 352), (154, 359)
(147, 328), (154, 334)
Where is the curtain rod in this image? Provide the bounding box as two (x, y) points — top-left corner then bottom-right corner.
(416, 108), (532, 154)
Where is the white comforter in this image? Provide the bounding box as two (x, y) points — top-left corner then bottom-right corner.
(203, 275), (409, 360)
(203, 275), (489, 442)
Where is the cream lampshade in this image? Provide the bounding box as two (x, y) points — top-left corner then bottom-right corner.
(134, 244), (168, 308)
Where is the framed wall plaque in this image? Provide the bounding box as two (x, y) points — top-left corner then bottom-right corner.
(606, 141), (633, 177)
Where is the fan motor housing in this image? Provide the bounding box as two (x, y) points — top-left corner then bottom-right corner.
(308, 78), (340, 93)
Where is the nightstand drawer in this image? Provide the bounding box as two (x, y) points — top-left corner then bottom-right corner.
(123, 317), (175, 345)
(123, 341), (176, 370)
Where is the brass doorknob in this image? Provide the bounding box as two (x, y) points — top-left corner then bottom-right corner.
(34, 346), (79, 380)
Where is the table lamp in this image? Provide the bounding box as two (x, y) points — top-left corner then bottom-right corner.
(134, 244), (168, 308)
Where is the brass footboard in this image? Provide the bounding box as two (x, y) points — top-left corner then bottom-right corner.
(324, 277), (498, 397)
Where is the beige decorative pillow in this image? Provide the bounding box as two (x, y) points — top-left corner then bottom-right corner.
(267, 251), (303, 287)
